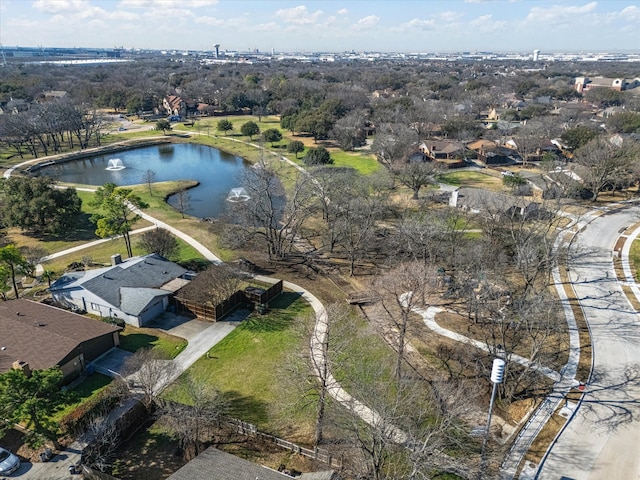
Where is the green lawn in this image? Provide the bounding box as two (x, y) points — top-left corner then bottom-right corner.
(119, 325), (188, 359)
(162, 292), (311, 429)
(53, 373), (113, 422)
(13, 181), (207, 274)
(329, 150), (380, 175)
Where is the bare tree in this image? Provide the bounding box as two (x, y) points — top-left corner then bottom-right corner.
(20, 245), (48, 278)
(160, 374), (227, 461)
(375, 262), (438, 380)
(231, 159), (315, 259)
(481, 293), (563, 403)
(138, 228), (179, 258)
(371, 123), (420, 171)
(308, 166), (359, 252)
(573, 137), (636, 202)
(173, 189), (191, 218)
(392, 160), (445, 200)
(141, 169), (156, 196)
(123, 348), (179, 410)
(513, 119), (553, 166)
(178, 263), (241, 306)
(333, 367), (476, 480)
(280, 303), (357, 447)
(392, 208), (449, 266)
(80, 411), (121, 472)
(335, 193), (386, 276)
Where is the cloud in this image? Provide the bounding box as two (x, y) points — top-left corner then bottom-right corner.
(195, 15), (248, 29)
(337, 8), (348, 15)
(470, 14), (506, 32)
(617, 5), (640, 23)
(356, 15), (379, 27)
(274, 5), (323, 25)
(140, 6), (195, 20)
(253, 21), (279, 33)
(403, 18), (437, 30)
(195, 16), (225, 27)
(119, 0), (217, 7)
(33, 0), (93, 14)
(439, 11), (463, 22)
(525, 1), (598, 25)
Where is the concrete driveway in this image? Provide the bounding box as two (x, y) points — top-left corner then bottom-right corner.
(146, 312), (212, 341)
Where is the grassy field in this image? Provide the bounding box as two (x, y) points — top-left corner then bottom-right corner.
(7, 180), (212, 277)
(329, 150), (380, 174)
(119, 325), (187, 359)
(162, 292), (311, 430)
(438, 170), (506, 191)
(173, 115), (380, 176)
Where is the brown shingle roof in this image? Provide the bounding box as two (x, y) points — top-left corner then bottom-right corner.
(0, 299), (119, 372)
(421, 139), (465, 154)
(167, 447), (336, 480)
(467, 139), (497, 152)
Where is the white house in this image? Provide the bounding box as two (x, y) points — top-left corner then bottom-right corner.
(49, 254), (191, 327)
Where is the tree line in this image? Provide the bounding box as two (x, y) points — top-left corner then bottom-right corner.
(0, 99), (106, 158)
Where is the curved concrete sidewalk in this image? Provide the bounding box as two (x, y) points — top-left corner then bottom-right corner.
(38, 225), (157, 264)
(500, 210), (594, 479)
(5, 143), (400, 476)
(416, 306), (561, 382)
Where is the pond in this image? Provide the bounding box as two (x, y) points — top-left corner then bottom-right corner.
(36, 143), (250, 218)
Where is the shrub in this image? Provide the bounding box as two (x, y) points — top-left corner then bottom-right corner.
(303, 147), (332, 166)
(59, 383), (125, 436)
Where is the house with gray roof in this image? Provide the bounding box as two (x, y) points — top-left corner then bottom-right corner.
(49, 253), (190, 327)
(166, 447), (337, 480)
(451, 187), (541, 218)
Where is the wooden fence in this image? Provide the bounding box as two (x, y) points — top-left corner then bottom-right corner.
(227, 417), (343, 469)
(173, 279), (284, 322)
(82, 465), (121, 480)
(258, 279), (283, 305)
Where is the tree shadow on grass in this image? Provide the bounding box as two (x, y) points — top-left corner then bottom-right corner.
(243, 292), (303, 333)
(119, 333), (159, 353)
(269, 291), (302, 310)
(29, 212), (98, 243)
(222, 390), (269, 427)
(114, 425), (183, 480)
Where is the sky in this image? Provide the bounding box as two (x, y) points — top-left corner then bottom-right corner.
(0, 0), (639, 53)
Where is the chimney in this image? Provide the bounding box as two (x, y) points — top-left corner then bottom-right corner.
(111, 254), (122, 266)
(13, 360), (31, 378)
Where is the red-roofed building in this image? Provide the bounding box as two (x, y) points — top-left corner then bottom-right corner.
(163, 95), (186, 117)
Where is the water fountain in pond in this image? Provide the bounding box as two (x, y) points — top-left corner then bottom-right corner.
(226, 187), (250, 203)
(106, 158), (126, 171)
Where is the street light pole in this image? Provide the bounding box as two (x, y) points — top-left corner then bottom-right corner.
(479, 358), (506, 479)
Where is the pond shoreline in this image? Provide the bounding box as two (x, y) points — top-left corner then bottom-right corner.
(21, 137), (175, 174)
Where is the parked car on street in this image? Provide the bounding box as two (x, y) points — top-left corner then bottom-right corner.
(0, 446), (20, 475)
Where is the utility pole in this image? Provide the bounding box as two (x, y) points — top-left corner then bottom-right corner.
(479, 358), (505, 479)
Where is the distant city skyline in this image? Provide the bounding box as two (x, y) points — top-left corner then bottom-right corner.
(0, 0), (639, 54)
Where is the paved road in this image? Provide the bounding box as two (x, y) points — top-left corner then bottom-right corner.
(538, 206), (640, 479)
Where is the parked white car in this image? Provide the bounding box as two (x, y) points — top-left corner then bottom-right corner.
(0, 446), (20, 475)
